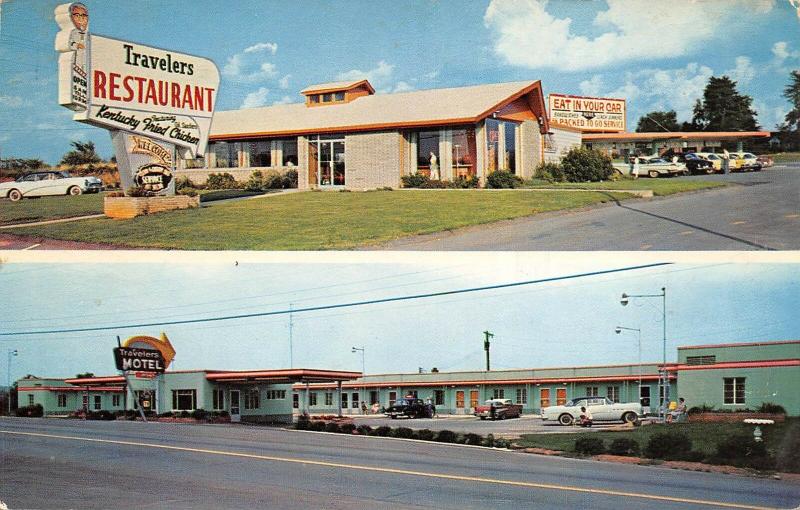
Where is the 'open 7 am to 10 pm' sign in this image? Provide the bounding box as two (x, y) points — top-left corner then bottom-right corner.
(548, 94), (626, 133)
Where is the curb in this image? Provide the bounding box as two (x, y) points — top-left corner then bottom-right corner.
(0, 213), (105, 229)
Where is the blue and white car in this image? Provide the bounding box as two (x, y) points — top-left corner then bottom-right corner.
(541, 396), (642, 425)
(1, 171), (103, 201)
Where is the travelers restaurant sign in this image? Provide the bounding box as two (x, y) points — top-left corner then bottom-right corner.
(548, 93), (626, 133)
(55, 3), (220, 195)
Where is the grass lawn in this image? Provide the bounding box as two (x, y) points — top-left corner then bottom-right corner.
(769, 152), (800, 164)
(516, 418), (799, 472)
(525, 179), (725, 196)
(9, 189), (631, 250)
(0, 193), (104, 226)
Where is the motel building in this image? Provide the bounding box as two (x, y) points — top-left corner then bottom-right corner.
(17, 340), (799, 421)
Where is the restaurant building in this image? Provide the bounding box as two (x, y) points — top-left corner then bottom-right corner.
(177, 79), (582, 189)
(17, 340), (798, 420)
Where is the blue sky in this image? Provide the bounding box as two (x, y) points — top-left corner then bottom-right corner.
(0, 0), (798, 164)
(1, 255), (798, 381)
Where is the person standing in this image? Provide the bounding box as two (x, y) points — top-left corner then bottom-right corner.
(722, 149), (730, 175)
(632, 156), (640, 179)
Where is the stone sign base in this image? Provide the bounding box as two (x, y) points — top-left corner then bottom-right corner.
(104, 195), (200, 219)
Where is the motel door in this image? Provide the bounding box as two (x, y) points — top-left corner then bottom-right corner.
(230, 390), (241, 423)
(556, 388), (567, 406)
(317, 139), (345, 186)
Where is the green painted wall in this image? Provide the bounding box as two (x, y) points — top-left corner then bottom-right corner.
(678, 342), (800, 363)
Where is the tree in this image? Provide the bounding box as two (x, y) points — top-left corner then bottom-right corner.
(636, 111), (680, 132)
(783, 70), (800, 131)
(691, 76), (759, 131)
(75, 372), (95, 379)
(60, 141), (102, 166)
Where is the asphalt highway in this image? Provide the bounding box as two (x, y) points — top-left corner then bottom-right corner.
(379, 165), (800, 251)
(2, 418), (799, 509)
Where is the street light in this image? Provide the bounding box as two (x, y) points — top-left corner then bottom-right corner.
(614, 326), (642, 407)
(7, 349), (18, 416)
(620, 287), (668, 422)
(352, 346), (366, 412)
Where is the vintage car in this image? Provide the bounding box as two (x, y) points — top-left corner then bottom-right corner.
(678, 153), (716, 174)
(384, 398), (434, 419)
(474, 398), (522, 420)
(541, 396), (642, 426)
(756, 155), (774, 168)
(0, 171), (103, 201)
(730, 152), (762, 172)
(638, 156), (688, 178)
(694, 152), (723, 172)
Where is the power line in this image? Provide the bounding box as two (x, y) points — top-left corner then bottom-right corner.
(0, 262), (670, 337)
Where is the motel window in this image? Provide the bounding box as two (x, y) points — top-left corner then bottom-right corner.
(213, 389), (225, 410)
(540, 388), (551, 408)
(172, 390), (197, 411)
(607, 386), (620, 403)
(112, 394), (121, 407)
(266, 390), (286, 400)
(486, 119), (500, 173)
(57, 394), (67, 408)
(341, 392), (348, 409)
(640, 386), (651, 408)
(369, 391), (379, 405)
(293, 393), (299, 409)
(455, 391), (465, 409)
(586, 386), (599, 397)
(492, 389), (505, 399)
(82, 395), (88, 410)
(504, 122), (517, 173)
(469, 390), (479, 409)
(334, 91), (345, 101)
(724, 377), (746, 405)
(93, 395), (102, 410)
(244, 389), (260, 410)
(211, 142), (237, 168)
(451, 128), (476, 178)
(434, 390), (445, 406)
(325, 392), (333, 406)
(417, 130), (440, 176)
(310, 95), (320, 104)
(309, 392), (318, 406)
(247, 140), (271, 167)
(280, 138), (298, 166)
(516, 388), (527, 405)
(322, 93), (333, 102)
(352, 392), (360, 408)
(388, 391), (397, 407)
(28, 394), (34, 406)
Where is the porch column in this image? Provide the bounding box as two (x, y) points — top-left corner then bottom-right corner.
(337, 381), (342, 417)
(304, 382), (310, 415)
(736, 140), (743, 152)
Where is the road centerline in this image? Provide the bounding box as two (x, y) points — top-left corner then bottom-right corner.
(0, 429), (781, 510)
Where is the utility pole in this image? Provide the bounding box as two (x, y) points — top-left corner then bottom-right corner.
(288, 303), (294, 368)
(483, 331), (494, 371)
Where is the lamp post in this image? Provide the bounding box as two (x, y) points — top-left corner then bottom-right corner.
(7, 349), (18, 416)
(620, 287), (667, 422)
(614, 326), (642, 407)
(352, 346), (365, 412)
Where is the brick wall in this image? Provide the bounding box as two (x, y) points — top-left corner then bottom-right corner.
(104, 195), (200, 219)
(518, 119), (542, 179)
(174, 167), (296, 186)
(345, 131), (402, 189)
(297, 136), (309, 189)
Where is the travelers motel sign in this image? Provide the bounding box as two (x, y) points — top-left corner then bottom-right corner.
(548, 94), (626, 133)
(55, 3), (220, 195)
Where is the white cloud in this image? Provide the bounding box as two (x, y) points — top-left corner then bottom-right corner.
(725, 56), (756, 86)
(484, 0), (775, 71)
(223, 43), (279, 83)
(272, 95), (295, 105)
(754, 99), (788, 130)
(392, 81), (414, 93)
(0, 95), (24, 107)
(337, 60), (395, 86)
(240, 87), (270, 108)
(579, 75), (604, 96)
(279, 74), (291, 89)
(244, 42), (277, 55)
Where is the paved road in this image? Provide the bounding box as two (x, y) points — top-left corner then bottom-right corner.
(2, 418), (798, 509)
(379, 165), (800, 251)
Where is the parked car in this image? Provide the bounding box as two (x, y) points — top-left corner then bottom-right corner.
(756, 155), (774, 168)
(730, 152), (762, 172)
(638, 156), (688, 178)
(541, 396), (642, 426)
(694, 152), (723, 172)
(474, 398), (522, 420)
(678, 153), (715, 175)
(0, 171), (103, 201)
(384, 398), (434, 419)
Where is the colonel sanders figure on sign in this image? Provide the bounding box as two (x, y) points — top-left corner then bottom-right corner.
(54, 2), (90, 111)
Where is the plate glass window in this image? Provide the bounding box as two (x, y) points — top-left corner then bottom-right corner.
(417, 130), (440, 177)
(93, 395), (101, 410)
(351, 392), (359, 408)
(516, 388), (527, 405)
(213, 389), (225, 410)
(244, 388), (260, 409)
(607, 386), (620, 403)
(172, 389), (197, 411)
(434, 390), (445, 406)
(57, 394), (67, 407)
(724, 377), (746, 404)
(247, 141), (270, 167)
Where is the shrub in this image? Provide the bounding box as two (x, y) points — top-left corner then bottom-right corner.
(644, 432), (693, 460)
(96, 410), (116, 421)
(484, 433), (496, 448)
(216, 410), (229, 418)
(688, 403), (715, 414)
(452, 175), (479, 188)
(493, 438), (511, 449)
(373, 426), (392, 437)
(324, 422), (341, 433)
(435, 430), (458, 443)
(263, 170), (288, 190)
(393, 427), (414, 439)
(284, 169), (298, 188)
(462, 433), (484, 446)
(415, 429), (435, 441)
(191, 408), (208, 420)
(574, 436), (606, 456)
(355, 424), (373, 436)
(421, 179), (450, 189)
(339, 423), (357, 434)
(126, 186), (153, 197)
(245, 170), (264, 191)
(296, 414), (310, 430)
(401, 173), (430, 188)
(486, 170), (522, 189)
(712, 435), (775, 470)
(757, 403), (786, 414)
(608, 438), (640, 456)
(178, 188), (198, 197)
(15, 404), (43, 418)
(560, 147), (614, 182)
(158, 411), (174, 418)
(309, 420), (327, 432)
(535, 162), (565, 182)
(206, 172), (239, 190)
(776, 422), (800, 472)
(175, 175), (196, 190)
